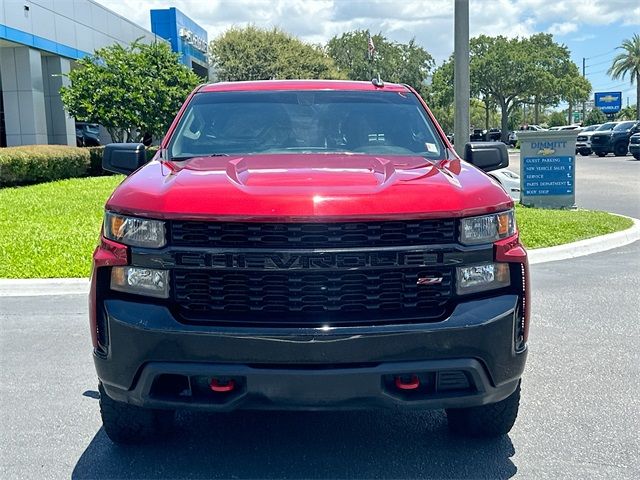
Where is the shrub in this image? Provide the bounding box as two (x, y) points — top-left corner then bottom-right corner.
(0, 145), (90, 187)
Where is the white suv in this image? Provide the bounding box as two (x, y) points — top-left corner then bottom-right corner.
(575, 124), (602, 156)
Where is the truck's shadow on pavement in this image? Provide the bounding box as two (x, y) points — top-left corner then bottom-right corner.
(72, 409), (516, 479)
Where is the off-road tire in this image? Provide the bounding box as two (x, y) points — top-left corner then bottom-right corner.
(446, 382), (520, 437)
(613, 142), (628, 157)
(98, 383), (174, 444)
(579, 149), (591, 156)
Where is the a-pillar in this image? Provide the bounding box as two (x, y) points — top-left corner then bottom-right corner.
(0, 47), (48, 146)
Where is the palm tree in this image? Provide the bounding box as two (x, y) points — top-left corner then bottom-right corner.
(608, 34), (640, 120)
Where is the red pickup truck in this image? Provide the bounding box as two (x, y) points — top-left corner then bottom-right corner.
(91, 80), (529, 443)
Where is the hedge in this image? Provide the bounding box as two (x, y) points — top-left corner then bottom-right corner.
(0, 145), (160, 187)
(0, 145), (90, 187)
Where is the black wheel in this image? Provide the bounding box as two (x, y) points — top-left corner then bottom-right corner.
(633, 154), (640, 160)
(446, 382), (520, 437)
(596, 151), (606, 157)
(579, 149), (591, 156)
(98, 383), (174, 444)
(613, 142), (628, 156)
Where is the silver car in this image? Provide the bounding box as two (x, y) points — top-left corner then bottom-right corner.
(489, 168), (520, 201)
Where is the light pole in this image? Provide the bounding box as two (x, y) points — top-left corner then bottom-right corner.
(454, 0), (470, 157)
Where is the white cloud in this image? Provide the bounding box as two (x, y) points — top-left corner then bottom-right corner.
(571, 33), (596, 42)
(93, 0), (639, 63)
(546, 22), (578, 36)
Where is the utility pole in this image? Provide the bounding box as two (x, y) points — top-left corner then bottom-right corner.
(582, 57), (586, 123)
(453, 0), (469, 157)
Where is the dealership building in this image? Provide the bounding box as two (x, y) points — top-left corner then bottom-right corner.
(0, 1), (208, 147)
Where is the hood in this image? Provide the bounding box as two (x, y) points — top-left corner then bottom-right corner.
(579, 130), (598, 138)
(106, 152), (512, 221)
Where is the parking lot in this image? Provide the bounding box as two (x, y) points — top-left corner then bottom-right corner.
(1, 154), (639, 480)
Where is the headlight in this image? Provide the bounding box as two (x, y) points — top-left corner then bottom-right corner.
(111, 267), (169, 298)
(104, 212), (166, 248)
(456, 263), (510, 295)
(460, 209), (515, 245)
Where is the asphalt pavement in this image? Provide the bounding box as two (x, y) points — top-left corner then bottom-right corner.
(1, 155), (639, 479)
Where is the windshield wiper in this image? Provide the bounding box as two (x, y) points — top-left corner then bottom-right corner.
(170, 153), (230, 161)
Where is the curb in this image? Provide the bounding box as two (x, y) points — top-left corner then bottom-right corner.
(1, 216), (638, 297)
(0, 278), (89, 297)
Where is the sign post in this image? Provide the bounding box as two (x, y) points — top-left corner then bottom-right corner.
(518, 130), (578, 209)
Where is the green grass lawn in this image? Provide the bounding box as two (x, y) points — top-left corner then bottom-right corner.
(0, 175), (124, 278)
(0, 176), (634, 278)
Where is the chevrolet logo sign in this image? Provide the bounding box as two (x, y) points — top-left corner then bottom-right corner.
(599, 94), (618, 103)
(537, 148), (556, 156)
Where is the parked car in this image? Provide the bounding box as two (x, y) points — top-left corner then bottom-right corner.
(75, 122), (101, 147)
(489, 168), (520, 201)
(628, 132), (640, 160)
(470, 128), (485, 141)
(485, 128), (501, 142)
(591, 120), (640, 157)
(549, 125), (581, 131)
(575, 124), (601, 156)
(92, 80), (529, 444)
(520, 124), (547, 131)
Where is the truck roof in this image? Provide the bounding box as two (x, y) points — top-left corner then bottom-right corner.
(198, 79), (411, 93)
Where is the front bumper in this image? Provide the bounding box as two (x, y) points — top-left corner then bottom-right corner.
(96, 294), (526, 411)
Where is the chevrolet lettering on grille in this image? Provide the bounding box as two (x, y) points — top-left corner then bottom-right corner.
(172, 250), (452, 270)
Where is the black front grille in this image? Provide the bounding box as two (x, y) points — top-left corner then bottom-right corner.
(576, 135), (587, 141)
(169, 219), (457, 249)
(591, 134), (608, 144)
(173, 266), (453, 326)
(630, 136), (640, 144)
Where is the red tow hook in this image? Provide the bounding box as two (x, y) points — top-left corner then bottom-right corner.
(395, 374), (420, 390)
(210, 378), (235, 393)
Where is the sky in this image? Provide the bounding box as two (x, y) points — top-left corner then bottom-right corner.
(95, 0), (640, 107)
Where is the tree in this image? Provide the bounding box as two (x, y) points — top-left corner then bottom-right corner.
(210, 26), (342, 81)
(616, 105), (638, 120)
(608, 34), (640, 120)
(61, 41), (199, 143)
(327, 30), (434, 96)
(548, 111), (567, 127)
(559, 66), (591, 123)
(470, 35), (534, 141)
(584, 108), (607, 126)
(526, 34), (590, 124)
(429, 58), (454, 109)
(469, 34), (588, 142)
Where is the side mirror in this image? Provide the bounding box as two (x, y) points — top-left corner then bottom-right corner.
(464, 141), (509, 172)
(103, 143), (146, 175)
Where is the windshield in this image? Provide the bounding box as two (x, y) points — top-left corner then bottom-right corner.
(582, 125), (599, 132)
(597, 122), (617, 131)
(169, 90), (445, 159)
(613, 121), (636, 131)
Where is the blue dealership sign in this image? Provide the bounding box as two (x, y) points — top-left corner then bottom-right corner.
(594, 92), (622, 114)
(518, 131), (577, 208)
(522, 156), (574, 196)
